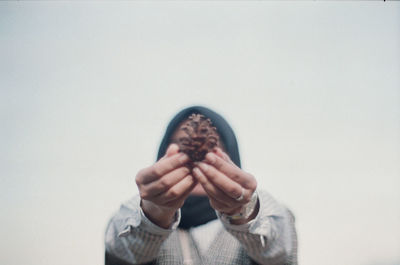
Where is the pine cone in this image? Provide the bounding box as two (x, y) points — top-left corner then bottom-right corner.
(177, 113), (219, 161)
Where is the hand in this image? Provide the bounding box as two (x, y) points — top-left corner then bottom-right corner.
(192, 148), (258, 224)
(135, 144), (197, 228)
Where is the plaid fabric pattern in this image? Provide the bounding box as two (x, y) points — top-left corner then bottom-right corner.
(105, 190), (298, 265)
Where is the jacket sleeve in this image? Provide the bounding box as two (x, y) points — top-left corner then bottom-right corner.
(218, 189), (298, 265)
(104, 195), (180, 265)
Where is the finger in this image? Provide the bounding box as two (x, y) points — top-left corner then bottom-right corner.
(204, 152), (256, 190)
(154, 175), (197, 206)
(140, 167), (190, 198)
(165, 143), (180, 157)
(192, 167), (239, 207)
(159, 143), (180, 161)
(164, 178), (198, 209)
(214, 148), (234, 164)
(138, 152), (190, 184)
(195, 162), (245, 201)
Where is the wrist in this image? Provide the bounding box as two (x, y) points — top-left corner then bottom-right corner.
(220, 191), (259, 225)
(141, 200), (177, 229)
(229, 198), (259, 225)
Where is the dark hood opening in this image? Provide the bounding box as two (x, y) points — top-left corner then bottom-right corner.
(157, 105), (241, 168)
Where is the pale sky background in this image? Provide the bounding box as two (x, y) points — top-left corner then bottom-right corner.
(1, 2), (399, 265)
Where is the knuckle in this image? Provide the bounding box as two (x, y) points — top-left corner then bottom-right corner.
(227, 186), (240, 197)
(139, 190), (149, 200)
(135, 170), (145, 184)
(163, 189), (179, 201)
(206, 169), (217, 180)
(235, 173), (244, 182)
(214, 158), (223, 168)
(217, 155), (227, 165)
(168, 188), (180, 198)
(160, 177), (172, 189)
(248, 180), (257, 192)
(181, 167), (190, 175)
(135, 177), (141, 186)
(164, 194), (174, 201)
(229, 172), (240, 182)
(170, 158), (181, 169)
(152, 166), (163, 177)
(206, 173), (215, 181)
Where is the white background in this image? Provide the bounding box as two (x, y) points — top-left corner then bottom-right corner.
(1, 2), (399, 265)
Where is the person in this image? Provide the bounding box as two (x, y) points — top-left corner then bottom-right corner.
(105, 106), (297, 265)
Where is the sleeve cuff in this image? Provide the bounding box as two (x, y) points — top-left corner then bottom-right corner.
(139, 207), (181, 235)
(117, 195), (181, 237)
(218, 189), (285, 237)
(217, 207), (257, 230)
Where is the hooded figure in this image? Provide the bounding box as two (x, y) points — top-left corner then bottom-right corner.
(105, 106), (298, 265)
(156, 106), (241, 229)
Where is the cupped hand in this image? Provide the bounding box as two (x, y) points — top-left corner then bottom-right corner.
(135, 144), (197, 228)
(192, 148), (258, 222)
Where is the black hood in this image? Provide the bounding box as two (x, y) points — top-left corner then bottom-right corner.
(157, 105), (241, 168)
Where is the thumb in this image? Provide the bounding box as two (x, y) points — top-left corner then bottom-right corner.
(165, 143), (180, 157)
(214, 147), (234, 164)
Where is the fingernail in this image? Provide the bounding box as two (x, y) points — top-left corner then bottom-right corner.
(206, 153), (216, 164)
(170, 143), (179, 150)
(184, 167), (190, 174)
(179, 153), (188, 163)
(167, 143), (178, 153)
(192, 167), (203, 178)
(198, 162), (209, 172)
